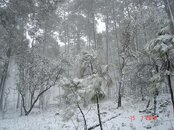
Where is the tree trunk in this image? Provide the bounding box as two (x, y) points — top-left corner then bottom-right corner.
(64, 10), (67, 54)
(91, 0), (96, 50)
(43, 22), (48, 56)
(153, 65), (159, 115)
(67, 22), (70, 77)
(163, 0), (174, 34)
(0, 48), (11, 111)
(117, 82), (122, 108)
(140, 86), (145, 101)
(21, 73), (60, 116)
(96, 90), (103, 130)
(76, 32), (81, 54)
(166, 53), (174, 111)
(105, 6), (110, 98)
(111, 0), (123, 107)
(154, 93), (157, 115)
(39, 87), (45, 110)
(77, 103), (88, 130)
(16, 91), (20, 109)
(22, 86), (50, 116)
(163, 0), (174, 111)
(105, 5), (109, 65)
(87, 12), (91, 50)
(92, 12), (96, 50)
(0, 61), (9, 111)
(146, 99), (150, 110)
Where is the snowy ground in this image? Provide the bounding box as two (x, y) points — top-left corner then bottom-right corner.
(0, 94), (174, 130)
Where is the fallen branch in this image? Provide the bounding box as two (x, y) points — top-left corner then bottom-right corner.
(88, 113), (121, 130)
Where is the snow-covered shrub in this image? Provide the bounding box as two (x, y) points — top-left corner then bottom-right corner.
(145, 25), (174, 114)
(61, 74), (105, 106)
(145, 26), (174, 56)
(147, 71), (161, 94)
(78, 50), (98, 78)
(145, 25), (174, 81)
(61, 51), (112, 121)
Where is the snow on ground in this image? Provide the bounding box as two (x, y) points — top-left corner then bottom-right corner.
(0, 94), (174, 130)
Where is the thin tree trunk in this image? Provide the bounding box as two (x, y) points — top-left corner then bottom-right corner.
(140, 86), (144, 101)
(111, 0), (123, 107)
(105, 6), (109, 65)
(64, 10), (67, 54)
(163, 0), (174, 34)
(167, 0), (174, 31)
(16, 91), (20, 109)
(20, 98), (23, 116)
(96, 90), (103, 130)
(0, 48), (11, 111)
(77, 103), (87, 130)
(92, 12), (96, 50)
(59, 85), (61, 105)
(105, 8), (110, 98)
(76, 32), (81, 54)
(146, 99), (150, 110)
(138, 0), (148, 44)
(110, 35), (118, 99)
(118, 82), (122, 108)
(39, 87), (45, 109)
(91, 0), (96, 50)
(154, 93), (157, 115)
(166, 53), (174, 112)
(0, 61), (9, 111)
(67, 22), (70, 77)
(43, 23), (48, 55)
(163, 0), (174, 112)
(154, 65), (159, 115)
(87, 12), (91, 50)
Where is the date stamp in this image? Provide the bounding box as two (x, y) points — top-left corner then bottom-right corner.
(130, 115), (158, 121)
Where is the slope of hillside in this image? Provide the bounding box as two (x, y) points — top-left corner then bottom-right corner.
(0, 94), (173, 130)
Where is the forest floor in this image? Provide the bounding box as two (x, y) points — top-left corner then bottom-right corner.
(0, 94), (174, 130)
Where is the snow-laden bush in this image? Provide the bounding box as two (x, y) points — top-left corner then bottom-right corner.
(145, 26), (174, 56)
(61, 74), (105, 106)
(61, 51), (112, 121)
(145, 25), (174, 114)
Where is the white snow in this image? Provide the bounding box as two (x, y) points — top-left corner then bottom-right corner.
(0, 94), (174, 130)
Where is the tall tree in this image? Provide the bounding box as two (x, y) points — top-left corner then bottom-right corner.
(0, 0), (34, 111)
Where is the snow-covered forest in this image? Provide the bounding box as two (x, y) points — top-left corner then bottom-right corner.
(0, 0), (174, 130)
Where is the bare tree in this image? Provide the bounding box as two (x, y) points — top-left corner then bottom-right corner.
(19, 66), (63, 116)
